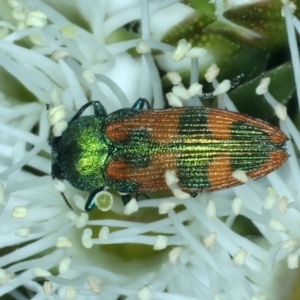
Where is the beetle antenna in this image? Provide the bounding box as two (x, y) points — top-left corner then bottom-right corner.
(61, 192), (73, 210)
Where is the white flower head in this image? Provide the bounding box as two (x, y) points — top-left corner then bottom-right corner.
(0, 1), (300, 300)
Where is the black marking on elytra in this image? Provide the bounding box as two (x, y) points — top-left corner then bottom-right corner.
(115, 129), (151, 168)
(106, 175), (140, 194)
(229, 121), (270, 172)
(177, 107), (212, 190)
(125, 152), (150, 168)
(178, 166), (211, 190)
(178, 107), (212, 137)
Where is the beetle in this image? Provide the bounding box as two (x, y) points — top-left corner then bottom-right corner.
(50, 98), (288, 211)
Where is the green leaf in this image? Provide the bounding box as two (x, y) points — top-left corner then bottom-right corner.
(181, 0), (215, 19)
(229, 62), (294, 120)
(218, 47), (270, 83)
(205, 0), (288, 49)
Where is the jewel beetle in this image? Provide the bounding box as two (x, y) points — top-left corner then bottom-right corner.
(50, 98), (288, 211)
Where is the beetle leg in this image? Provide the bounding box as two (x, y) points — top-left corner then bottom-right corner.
(120, 192), (150, 206)
(135, 193), (150, 201)
(230, 73), (244, 89)
(121, 194), (132, 206)
(85, 187), (105, 211)
(69, 101), (107, 124)
(199, 74), (244, 102)
(69, 101), (95, 124)
(93, 101), (107, 117)
(190, 192), (198, 198)
(200, 92), (214, 100)
(132, 98), (151, 110)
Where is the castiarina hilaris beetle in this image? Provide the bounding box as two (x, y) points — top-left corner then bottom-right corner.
(50, 98), (288, 211)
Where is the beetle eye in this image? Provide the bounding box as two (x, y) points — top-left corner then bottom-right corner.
(51, 162), (64, 180)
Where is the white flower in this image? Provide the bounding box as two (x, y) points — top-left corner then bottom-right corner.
(0, 1), (300, 300)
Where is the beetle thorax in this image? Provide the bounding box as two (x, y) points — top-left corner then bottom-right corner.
(51, 116), (109, 191)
